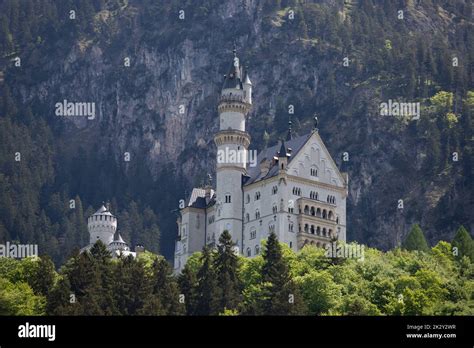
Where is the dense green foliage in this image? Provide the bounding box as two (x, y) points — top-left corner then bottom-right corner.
(1, 229), (473, 316)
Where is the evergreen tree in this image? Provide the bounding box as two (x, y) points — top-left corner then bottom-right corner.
(402, 224), (429, 252)
(30, 255), (55, 297)
(64, 251), (104, 315)
(178, 264), (198, 315)
(452, 226), (474, 262)
(113, 255), (152, 315)
(261, 232), (305, 315)
(195, 246), (221, 315)
(46, 277), (75, 315)
(89, 241), (117, 314)
(150, 258), (185, 315)
(214, 230), (241, 312)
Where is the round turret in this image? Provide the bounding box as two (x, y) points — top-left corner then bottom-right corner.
(88, 204), (117, 245)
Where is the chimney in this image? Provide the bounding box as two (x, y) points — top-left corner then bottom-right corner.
(205, 186), (212, 204)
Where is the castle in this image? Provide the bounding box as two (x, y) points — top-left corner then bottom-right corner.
(80, 204), (139, 258)
(173, 49), (348, 273)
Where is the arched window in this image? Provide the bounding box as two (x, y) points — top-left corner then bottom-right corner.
(310, 225), (315, 234)
(225, 193), (231, 203)
(304, 205), (309, 214)
(269, 223), (275, 234)
(310, 206), (315, 216)
(255, 209), (260, 220)
(250, 228), (257, 239)
(316, 208), (321, 218)
(246, 194), (250, 203)
(317, 226), (321, 235)
(246, 213), (250, 222)
(272, 205), (278, 214)
(255, 191), (261, 200)
(323, 209), (327, 219)
(255, 245), (260, 255)
(328, 211), (334, 220)
(247, 247), (251, 257)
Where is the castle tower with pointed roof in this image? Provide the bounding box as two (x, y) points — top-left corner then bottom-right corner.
(174, 48), (348, 273)
(82, 204), (137, 258)
(214, 46), (253, 246)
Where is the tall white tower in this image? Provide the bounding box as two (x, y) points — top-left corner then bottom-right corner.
(87, 204), (117, 245)
(214, 47), (252, 251)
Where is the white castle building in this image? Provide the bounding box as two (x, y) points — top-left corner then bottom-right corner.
(81, 204), (138, 258)
(174, 49), (348, 273)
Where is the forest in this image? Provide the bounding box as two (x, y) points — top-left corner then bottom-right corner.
(0, 225), (472, 316)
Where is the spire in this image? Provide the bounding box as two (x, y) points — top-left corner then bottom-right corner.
(286, 116), (292, 141)
(222, 43), (243, 91)
(243, 65), (252, 85)
(278, 139), (287, 157)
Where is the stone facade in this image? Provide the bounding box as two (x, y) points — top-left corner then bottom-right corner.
(174, 50), (348, 273)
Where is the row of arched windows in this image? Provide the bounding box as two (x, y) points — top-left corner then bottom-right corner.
(292, 187), (302, 196)
(327, 195), (336, 204)
(302, 205), (335, 221)
(301, 224), (333, 238)
(309, 191), (318, 200)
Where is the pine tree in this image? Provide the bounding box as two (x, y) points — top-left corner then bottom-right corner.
(65, 252), (104, 315)
(30, 255), (55, 297)
(214, 230), (241, 312)
(178, 264), (198, 315)
(452, 226), (474, 262)
(89, 241), (117, 314)
(195, 246), (221, 315)
(402, 224), (430, 252)
(150, 258), (185, 315)
(113, 255), (152, 315)
(46, 277), (74, 315)
(261, 232), (305, 315)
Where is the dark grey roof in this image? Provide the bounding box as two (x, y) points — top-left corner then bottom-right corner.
(244, 132), (312, 186)
(278, 140), (287, 157)
(191, 196), (207, 209)
(113, 231), (126, 244)
(222, 62), (243, 90)
(186, 188), (216, 210)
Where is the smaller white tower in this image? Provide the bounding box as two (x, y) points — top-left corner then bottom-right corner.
(87, 204), (117, 245)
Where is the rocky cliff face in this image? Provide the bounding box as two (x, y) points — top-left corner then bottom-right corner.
(3, 0), (472, 258)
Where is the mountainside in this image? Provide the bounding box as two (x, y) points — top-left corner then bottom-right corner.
(0, 0), (472, 262)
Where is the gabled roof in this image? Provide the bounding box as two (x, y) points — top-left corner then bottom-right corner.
(244, 132), (312, 186)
